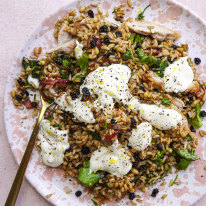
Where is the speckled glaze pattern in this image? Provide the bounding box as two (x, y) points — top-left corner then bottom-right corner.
(3, 0), (206, 205)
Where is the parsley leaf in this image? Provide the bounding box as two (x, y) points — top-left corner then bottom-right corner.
(104, 121), (108, 129)
(189, 103), (203, 128)
(91, 199), (98, 206)
(130, 33), (135, 44)
(170, 175), (178, 186)
(129, 48), (137, 63)
(59, 70), (68, 79)
(62, 56), (71, 68)
(78, 53), (89, 73)
(137, 4), (151, 20)
(186, 135), (192, 142)
(176, 158), (190, 170)
(175, 149), (200, 161)
(123, 50), (130, 61)
(153, 149), (166, 165)
(181, 44), (187, 51)
(161, 98), (171, 106)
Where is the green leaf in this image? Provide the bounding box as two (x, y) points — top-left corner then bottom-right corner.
(137, 4), (151, 20)
(129, 48), (137, 63)
(141, 55), (157, 66)
(53, 123), (62, 128)
(189, 103), (203, 128)
(161, 98), (171, 106)
(134, 34), (144, 43)
(25, 84), (33, 88)
(84, 160), (90, 168)
(123, 50), (130, 61)
(186, 135), (192, 142)
(176, 149), (200, 161)
(62, 56), (71, 68)
(68, 17), (74, 23)
(170, 174), (178, 186)
(22, 57), (43, 79)
(137, 48), (145, 59)
(47, 99), (54, 104)
(152, 138), (156, 143)
(112, 9), (117, 13)
(87, 131), (101, 140)
(130, 33), (135, 44)
(78, 168), (102, 186)
(104, 121), (108, 129)
(34, 94), (36, 101)
(181, 44), (187, 51)
(176, 158), (190, 170)
(48, 116), (54, 122)
(91, 199), (98, 206)
(153, 149), (166, 165)
(77, 53), (89, 72)
(59, 70), (68, 79)
(152, 59), (169, 77)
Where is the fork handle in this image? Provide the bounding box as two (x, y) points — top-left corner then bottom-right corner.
(5, 105), (47, 206)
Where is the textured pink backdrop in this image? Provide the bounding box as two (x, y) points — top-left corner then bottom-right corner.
(0, 0), (206, 205)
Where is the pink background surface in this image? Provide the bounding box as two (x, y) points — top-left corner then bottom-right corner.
(0, 0), (206, 205)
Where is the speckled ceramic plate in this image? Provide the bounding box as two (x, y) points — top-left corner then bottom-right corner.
(4, 0), (206, 205)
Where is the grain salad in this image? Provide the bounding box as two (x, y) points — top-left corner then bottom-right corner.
(11, 3), (206, 205)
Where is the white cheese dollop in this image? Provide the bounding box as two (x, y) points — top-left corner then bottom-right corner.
(74, 40), (83, 59)
(90, 141), (132, 177)
(164, 57), (194, 93)
(129, 122), (152, 151)
(139, 104), (182, 130)
(55, 93), (95, 123)
(80, 64), (132, 110)
(38, 120), (70, 167)
(27, 75), (39, 89)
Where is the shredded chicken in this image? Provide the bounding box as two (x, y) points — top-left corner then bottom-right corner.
(171, 97), (185, 109)
(126, 20), (180, 41)
(46, 39), (76, 54)
(104, 18), (122, 27)
(58, 23), (72, 46)
(143, 71), (164, 89)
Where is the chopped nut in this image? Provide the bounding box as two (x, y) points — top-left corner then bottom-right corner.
(199, 130), (206, 137)
(161, 194), (167, 199)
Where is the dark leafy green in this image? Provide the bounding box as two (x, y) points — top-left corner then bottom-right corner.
(59, 70), (68, 79)
(129, 48), (137, 63)
(123, 50), (130, 61)
(77, 53), (89, 72)
(91, 199), (98, 206)
(87, 131), (101, 140)
(161, 98), (171, 106)
(104, 121), (108, 129)
(189, 103), (203, 128)
(176, 149), (200, 161)
(22, 57), (43, 79)
(153, 149), (166, 165)
(130, 33), (135, 44)
(186, 135), (192, 142)
(176, 158), (190, 170)
(134, 34), (144, 43)
(137, 4), (151, 20)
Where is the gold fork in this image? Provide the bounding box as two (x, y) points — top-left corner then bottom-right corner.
(5, 94), (53, 206)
